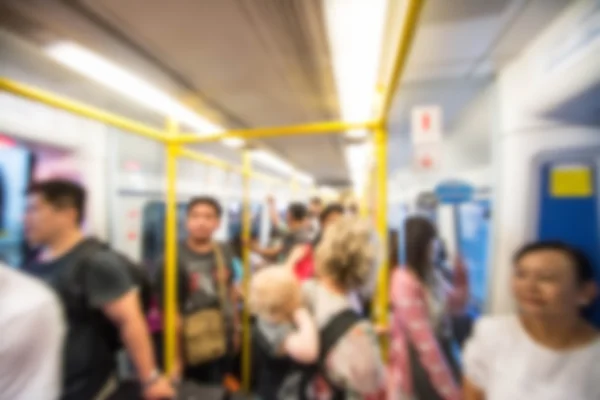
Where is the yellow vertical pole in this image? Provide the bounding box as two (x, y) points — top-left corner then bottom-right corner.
(241, 150), (252, 392)
(163, 118), (179, 375)
(373, 127), (389, 356)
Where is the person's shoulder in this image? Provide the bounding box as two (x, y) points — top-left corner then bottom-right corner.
(470, 315), (521, 349)
(391, 268), (421, 296)
(0, 266), (61, 318)
(474, 314), (518, 334)
(88, 247), (129, 269)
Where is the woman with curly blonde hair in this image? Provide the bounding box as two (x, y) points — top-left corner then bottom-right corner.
(302, 216), (385, 399)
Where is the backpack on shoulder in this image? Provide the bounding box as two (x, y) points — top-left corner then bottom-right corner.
(254, 309), (361, 400)
(65, 238), (154, 352)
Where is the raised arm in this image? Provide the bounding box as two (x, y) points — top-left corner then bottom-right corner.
(282, 307), (319, 363)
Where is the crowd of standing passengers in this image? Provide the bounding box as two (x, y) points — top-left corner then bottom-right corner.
(0, 177), (599, 399)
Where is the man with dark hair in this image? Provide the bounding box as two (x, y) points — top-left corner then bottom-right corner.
(154, 195), (239, 385)
(24, 179), (173, 400)
(186, 196), (223, 218)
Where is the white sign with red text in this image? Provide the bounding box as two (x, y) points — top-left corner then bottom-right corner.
(413, 144), (441, 171)
(411, 105), (443, 145)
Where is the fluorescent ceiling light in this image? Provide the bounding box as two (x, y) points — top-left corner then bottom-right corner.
(251, 149), (295, 175)
(325, 0), (387, 192)
(325, 0), (388, 123)
(221, 137), (245, 148)
(319, 186), (339, 197)
(295, 172), (314, 186)
(45, 41), (223, 135)
(251, 149), (314, 184)
(345, 141), (373, 195)
(346, 129), (369, 140)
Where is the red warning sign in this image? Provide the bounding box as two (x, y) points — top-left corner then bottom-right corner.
(411, 106), (442, 145)
(422, 113), (431, 132)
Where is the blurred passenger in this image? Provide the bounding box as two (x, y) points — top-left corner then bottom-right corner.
(24, 179), (173, 400)
(464, 241), (600, 400)
(346, 202), (359, 216)
(312, 202), (344, 248)
(249, 266), (318, 400)
(0, 262), (65, 400)
(154, 196), (239, 386)
(303, 217), (385, 399)
(387, 216), (462, 400)
(308, 196), (323, 238)
(253, 202), (312, 267)
(230, 228), (265, 296)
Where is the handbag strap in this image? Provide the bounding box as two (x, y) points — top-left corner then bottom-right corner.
(212, 242), (228, 309)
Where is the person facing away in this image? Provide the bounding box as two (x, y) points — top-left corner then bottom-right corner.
(249, 266), (318, 400)
(253, 202), (312, 266)
(463, 241), (600, 400)
(302, 216), (386, 399)
(312, 202), (344, 249)
(0, 262), (65, 400)
(23, 179), (174, 400)
(154, 196), (240, 384)
(387, 216), (462, 400)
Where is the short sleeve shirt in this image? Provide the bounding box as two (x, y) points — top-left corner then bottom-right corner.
(464, 315), (600, 400)
(26, 240), (134, 400)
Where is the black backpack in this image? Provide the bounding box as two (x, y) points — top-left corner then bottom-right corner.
(64, 238), (153, 352)
(255, 309), (361, 400)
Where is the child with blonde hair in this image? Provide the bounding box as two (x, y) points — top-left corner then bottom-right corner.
(249, 266), (318, 400)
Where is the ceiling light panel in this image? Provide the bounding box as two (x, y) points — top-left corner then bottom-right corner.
(45, 41), (223, 135)
(325, 0), (388, 123)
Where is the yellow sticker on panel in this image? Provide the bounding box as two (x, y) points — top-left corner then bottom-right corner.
(550, 165), (593, 197)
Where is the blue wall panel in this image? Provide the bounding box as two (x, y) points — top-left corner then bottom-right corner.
(537, 162), (600, 326)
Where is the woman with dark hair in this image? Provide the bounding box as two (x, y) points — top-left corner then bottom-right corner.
(464, 241), (600, 400)
(387, 216), (462, 400)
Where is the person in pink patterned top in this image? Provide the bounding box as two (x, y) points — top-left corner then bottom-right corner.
(387, 216), (463, 400)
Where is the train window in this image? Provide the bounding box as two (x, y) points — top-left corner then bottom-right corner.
(227, 201), (262, 239)
(456, 199), (492, 314)
(0, 143), (33, 268)
(140, 201), (188, 268)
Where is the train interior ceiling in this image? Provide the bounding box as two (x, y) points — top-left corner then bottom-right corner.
(1, 0), (600, 321)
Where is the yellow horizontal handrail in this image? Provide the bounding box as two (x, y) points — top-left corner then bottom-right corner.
(175, 120), (378, 144)
(178, 146), (242, 173)
(0, 78), (167, 143)
(178, 146), (291, 186)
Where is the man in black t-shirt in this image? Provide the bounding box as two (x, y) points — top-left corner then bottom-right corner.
(24, 179), (173, 400)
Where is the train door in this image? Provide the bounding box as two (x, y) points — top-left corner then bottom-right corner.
(534, 148), (600, 326)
